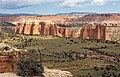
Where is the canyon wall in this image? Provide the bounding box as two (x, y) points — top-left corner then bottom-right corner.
(64, 14), (120, 26)
(1, 14), (120, 27)
(0, 16), (75, 23)
(15, 19), (110, 40)
(15, 20), (79, 38)
(80, 24), (111, 40)
(0, 51), (19, 73)
(0, 14), (115, 40)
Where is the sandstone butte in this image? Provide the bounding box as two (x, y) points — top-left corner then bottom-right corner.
(15, 19), (111, 40)
(0, 14), (114, 40)
(15, 20), (79, 38)
(80, 24), (111, 40)
(1, 14), (120, 27)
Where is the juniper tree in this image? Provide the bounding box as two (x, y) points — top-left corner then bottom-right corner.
(16, 49), (44, 77)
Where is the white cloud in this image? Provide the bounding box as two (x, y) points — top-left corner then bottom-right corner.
(0, 0), (57, 9)
(92, 0), (106, 5)
(60, 0), (107, 7)
(0, 0), (119, 9)
(60, 0), (120, 7)
(59, 0), (82, 7)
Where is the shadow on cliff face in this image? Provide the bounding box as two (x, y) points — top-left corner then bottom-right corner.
(0, 22), (15, 33)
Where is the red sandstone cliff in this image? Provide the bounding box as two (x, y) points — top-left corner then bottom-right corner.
(0, 43), (26, 73)
(70, 30), (78, 38)
(15, 20), (111, 40)
(15, 20), (79, 38)
(31, 22), (41, 34)
(0, 14), (120, 35)
(80, 25), (111, 40)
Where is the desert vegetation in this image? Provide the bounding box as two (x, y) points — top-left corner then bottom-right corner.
(16, 49), (44, 77)
(0, 32), (120, 77)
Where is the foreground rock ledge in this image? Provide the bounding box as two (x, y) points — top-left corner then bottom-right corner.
(43, 67), (73, 77)
(0, 43), (26, 73)
(0, 67), (73, 77)
(0, 43), (73, 77)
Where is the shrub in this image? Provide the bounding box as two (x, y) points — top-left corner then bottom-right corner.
(16, 50), (44, 77)
(2, 46), (10, 51)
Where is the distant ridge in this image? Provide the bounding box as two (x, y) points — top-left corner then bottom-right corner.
(1, 12), (120, 16)
(56, 12), (97, 16)
(0, 13), (39, 16)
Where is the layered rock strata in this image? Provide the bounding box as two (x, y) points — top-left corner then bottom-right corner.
(15, 20), (79, 38)
(15, 20), (111, 40)
(0, 43), (26, 73)
(0, 51), (20, 73)
(80, 24), (111, 40)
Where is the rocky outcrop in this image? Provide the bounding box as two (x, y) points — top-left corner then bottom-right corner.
(58, 28), (69, 38)
(31, 22), (41, 34)
(40, 21), (59, 35)
(43, 67), (73, 77)
(0, 43), (26, 73)
(22, 21), (32, 34)
(0, 52), (18, 73)
(80, 24), (111, 40)
(0, 67), (73, 77)
(70, 30), (78, 38)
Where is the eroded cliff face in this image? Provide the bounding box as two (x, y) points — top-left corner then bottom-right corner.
(1, 14), (120, 28)
(0, 52), (18, 73)
(0, 43), (25, 73)
(70, 30), (78, 38)
(31, 22), (41, 34)
(15, 20), (79, 38)
(65, 14), (120, 27)
(80, 24), (111, 40)
(0, 14), (120, 35)
(0, 15), (75, 24)
(15, 20), (111, 40)
(0, 15), (111, 40)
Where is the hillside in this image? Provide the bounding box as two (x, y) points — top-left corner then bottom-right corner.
(0, 32), (119, 77)
(56, 12), (97, 16)
(65, 14), (120, 25)
(0, 12), (96, 16)
(0, 22), (16, 26)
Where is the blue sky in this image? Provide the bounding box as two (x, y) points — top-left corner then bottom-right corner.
(0, 0), (120, 15)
